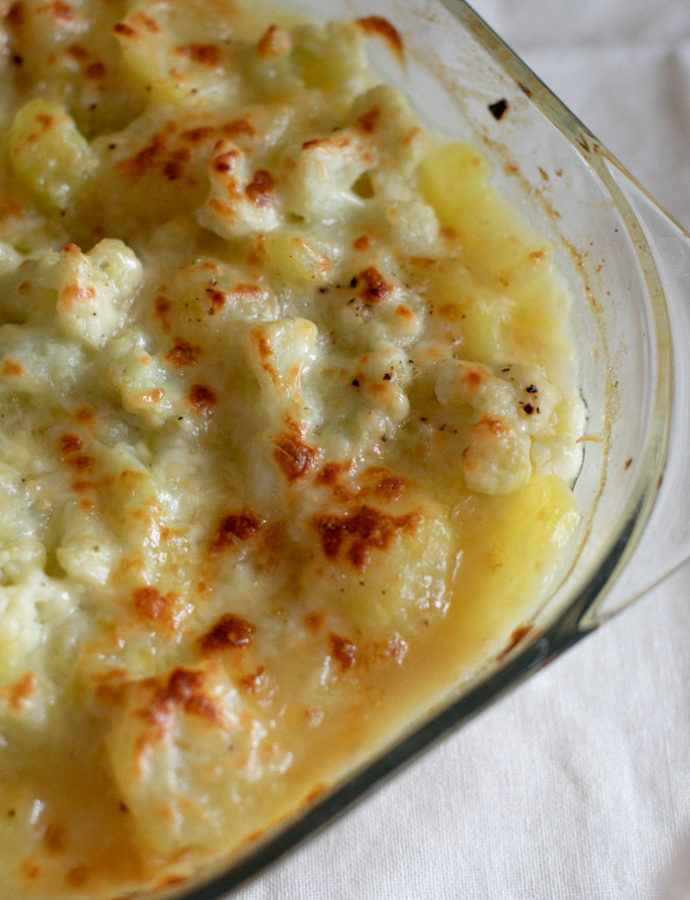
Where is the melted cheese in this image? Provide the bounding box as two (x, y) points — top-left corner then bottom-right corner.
(0, 1), (584, 895)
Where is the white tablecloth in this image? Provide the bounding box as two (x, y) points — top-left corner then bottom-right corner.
(235, 1), (690, 896)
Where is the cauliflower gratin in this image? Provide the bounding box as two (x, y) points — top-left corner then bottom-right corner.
(0, 0), (585, 896)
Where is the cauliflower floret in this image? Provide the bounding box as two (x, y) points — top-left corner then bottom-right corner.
(55, 504), (116, 587)
(434, 359), (516, 418)
(55, 239), (144, 348)
(433, 357), (577, 493)
(282, 83), (431, 226)
(105, 662), (291, 855)
(378, 179), (440, 255)
(207, 319), (322, 508)
(105, 328), (180, 426)
(282, 130), (373, 223)
(113, 0), (236, 106)
(291, 20), (371, 99)
(461, 414), (532, 494)
(0, 239), (145, 349)
(0, 538), (45, 587)
(306, 344), (413, 460)
(244, 317), (320, 431)
(497, 362), (559, 436)
(246, 24), (300, 98)
(334, 264), (425, 350)
(0, 325), (85, 400)
(347, 84), (431, 175)
(0, 570), (77, 686)
(434, 360), (537, 494)
(351, 344), (411, 425)
(198, 139), (281, 239)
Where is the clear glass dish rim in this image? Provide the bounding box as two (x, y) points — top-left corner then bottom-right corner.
(160, 2), (673, 897)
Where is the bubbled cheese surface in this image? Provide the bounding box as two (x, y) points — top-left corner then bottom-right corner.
(0, 1), (584, 896)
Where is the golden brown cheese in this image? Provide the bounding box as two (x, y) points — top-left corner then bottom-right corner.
(0, 0), (584, 896)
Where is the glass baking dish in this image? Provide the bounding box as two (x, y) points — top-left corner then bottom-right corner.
(133, 1), (690, 896)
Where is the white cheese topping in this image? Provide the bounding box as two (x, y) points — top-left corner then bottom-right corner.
(0, 1), (584, 895)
